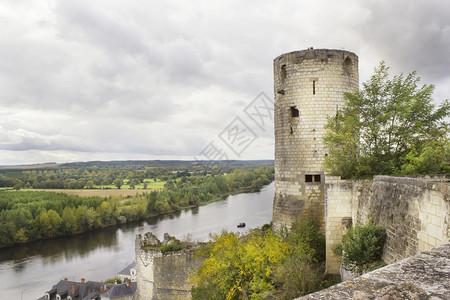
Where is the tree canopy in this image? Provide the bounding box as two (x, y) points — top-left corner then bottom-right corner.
(192, 221), (327, 300)
(324, 62), (450, 179)
(0, 166), (273, 247)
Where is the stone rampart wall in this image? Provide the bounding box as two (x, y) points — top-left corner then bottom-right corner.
(325, 175), (449, 273)
(135, 233), (205, 300)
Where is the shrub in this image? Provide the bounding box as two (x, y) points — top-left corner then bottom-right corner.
(159, 242), (184, 253)
(334, 223), (386, 274)
(104, 277), (122, 284)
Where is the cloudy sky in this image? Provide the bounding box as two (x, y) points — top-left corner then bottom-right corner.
(0, 0), (449, 165)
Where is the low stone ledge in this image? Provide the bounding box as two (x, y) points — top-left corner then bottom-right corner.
(297, 243), (450, 300)
(374, 175), (450, 192)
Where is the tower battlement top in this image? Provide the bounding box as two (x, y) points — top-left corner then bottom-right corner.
(274, 48), (358, 64)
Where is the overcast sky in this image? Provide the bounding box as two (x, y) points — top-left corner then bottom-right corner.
(0, 0), (449, 166)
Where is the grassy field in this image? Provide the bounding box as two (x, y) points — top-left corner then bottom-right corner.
(94, 179), (166, 190)
(20, 188), (153, 197)
(15, 179), (167, 197)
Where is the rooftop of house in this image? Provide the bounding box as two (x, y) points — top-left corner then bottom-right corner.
(37, 278), (114, 300)
(118, 261), (136, 276)
(101, 281), (137, 298)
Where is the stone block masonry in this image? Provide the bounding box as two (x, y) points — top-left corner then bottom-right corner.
(298, 243), (450, 300)
(272, 48), (359, 233)
(325, 175), (449, 274)
(271, 48), (449, 295)
(135, 232), (205, 300)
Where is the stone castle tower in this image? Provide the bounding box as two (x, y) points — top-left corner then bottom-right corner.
(272, 48), (359, 232)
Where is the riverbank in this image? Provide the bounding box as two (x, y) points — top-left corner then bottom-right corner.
(0, 182), (275, 300)
(0, 181), (272, 249)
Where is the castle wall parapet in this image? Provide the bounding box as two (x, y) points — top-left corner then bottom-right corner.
(325, 175), (450, 274)
(135, 232), (205, 300)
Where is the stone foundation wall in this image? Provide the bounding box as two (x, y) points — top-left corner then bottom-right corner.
(325, 175), (449, 273)
(325, 176), (353, 274)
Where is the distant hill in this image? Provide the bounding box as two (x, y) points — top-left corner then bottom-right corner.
(60, 160), (274, 168)
(0, 160), (274, 171)
(0, 162), (60, 170)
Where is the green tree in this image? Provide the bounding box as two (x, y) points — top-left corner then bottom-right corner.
(146, 191), (158, 213)
(86, 180), (94, 189)
(324, 62), (450, 178)
(61, 207), (77, 233)
(334, 223), (386, 274)
(193, 230), (290, 299)
(129, 179), (138, 189)
(47, 209), (62, 236)
(274, 221), (326, 299)
(39, 212), (52, 236)
(98, 201), (115, 224)
(114, 179), (123, 189)
(13, 228), (28, 242)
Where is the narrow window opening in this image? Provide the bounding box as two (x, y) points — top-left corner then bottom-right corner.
(281, 65), (286, 81)
(290, 106), (299, 118)
(305, 174), (321, 183)
(344, 57), (352, 74)
(290, 126), (293, 135)
(313, 80), (316, 94)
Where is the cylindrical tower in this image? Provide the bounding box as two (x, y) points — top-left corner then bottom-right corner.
(272, 48), (359, 232)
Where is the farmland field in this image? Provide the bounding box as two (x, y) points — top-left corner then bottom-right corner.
(19, 188), (154, 197)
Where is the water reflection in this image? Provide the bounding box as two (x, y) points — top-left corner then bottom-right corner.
(0, 209), (193, 267)
(0, 182), (274, 300)
(0, 226), (119, 271)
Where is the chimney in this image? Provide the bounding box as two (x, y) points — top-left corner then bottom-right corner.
(64, 278), (68, 281)
(128, 278), (132, 287)
(81, 278), (85, 284)
(100, 286), (104, 293)
(72, 284), (75, 294)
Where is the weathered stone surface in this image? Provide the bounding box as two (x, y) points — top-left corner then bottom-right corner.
(135, 233), (205, 300)
(325, 175), (449, 273)
(272, 48), (359, 233)
(298, 243), (450, 300)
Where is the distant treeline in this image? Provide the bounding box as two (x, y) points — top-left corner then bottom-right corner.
(59, 160), (274, 168)
(0, 166), (274, 247)
(0, 160), (273, 190)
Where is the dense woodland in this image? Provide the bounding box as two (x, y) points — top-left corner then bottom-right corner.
(0, 160), (273, 190)
(0, 161), (274, 247)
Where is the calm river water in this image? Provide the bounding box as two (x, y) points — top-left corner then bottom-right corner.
(0, 182), (274, 300)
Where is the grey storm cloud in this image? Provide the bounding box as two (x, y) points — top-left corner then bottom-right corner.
(0, 0), (448, 165)
(359, 0), (450, 80)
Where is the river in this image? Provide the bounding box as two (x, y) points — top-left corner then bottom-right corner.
(0, 182), (274, 300)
